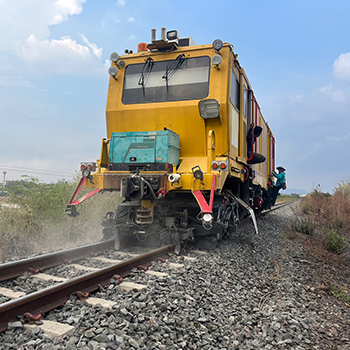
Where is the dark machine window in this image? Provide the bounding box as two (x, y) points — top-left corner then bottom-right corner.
(230, 70), (240, 110)
(122, 56), (210, 104)
(244, 88), (249, 119)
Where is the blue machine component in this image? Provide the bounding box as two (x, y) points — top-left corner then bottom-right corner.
(109, 130), (180, 166)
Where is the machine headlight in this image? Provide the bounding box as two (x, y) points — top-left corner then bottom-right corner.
(203, 213), (213, 223)
(110, 52), (120, 63)
(198, 99), (221, 120)
(167, 30), (179, 41)
(212, 39), (223, 52)
(108, 66), (118, 78)
(192, 166), (204, 181)
(212, 54), (223, 67)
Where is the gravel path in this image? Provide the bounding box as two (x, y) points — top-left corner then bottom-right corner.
(1, 202), (349, 349)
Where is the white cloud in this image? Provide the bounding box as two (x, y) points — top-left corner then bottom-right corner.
(0, 0), (86, 43)
(80, 34), (103, 59)
(333, 51), (350, 80)
(326, 132), (350, 142)
(0, 76), (34, 88)
(20, 35), (107, 76)
(0, 0), (106, 76)
(320, 84), (332, 95)
(117, 0), (125, 6)
(51, 0), (86, 25)
(104, 59), (110, 69)
(288, 94), (304, 103)
(127, 35), (136, 41)
(112, 13), (135, 24)
(320, 84), (346, 102)
(332, 90), (346, 102)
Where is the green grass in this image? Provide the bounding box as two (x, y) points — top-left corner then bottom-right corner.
(323, 229), (348, 254)
(291, 217), (315, 235)
(329, 284), (350, 304)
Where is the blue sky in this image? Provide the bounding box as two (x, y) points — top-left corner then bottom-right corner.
(1, 0), (350, 193)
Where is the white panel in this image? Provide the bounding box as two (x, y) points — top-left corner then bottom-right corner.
(231, 107), (239, 148)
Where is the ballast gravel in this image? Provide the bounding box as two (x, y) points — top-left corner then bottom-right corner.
(1, 201), (350, 349)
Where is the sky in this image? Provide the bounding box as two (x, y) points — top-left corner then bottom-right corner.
(1, 0), (350, 193)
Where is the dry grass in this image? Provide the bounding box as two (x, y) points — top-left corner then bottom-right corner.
(287, 184), (350, 304)
(0, 190), (122, 261)
(301, 188), (350, 237)
(298, 188), (350, 252)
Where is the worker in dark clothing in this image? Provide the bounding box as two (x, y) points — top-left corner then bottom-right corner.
(271, 166), (286, 205)
(247, 123), (263, 157)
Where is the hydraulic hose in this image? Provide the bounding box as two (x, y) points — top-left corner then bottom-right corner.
(141, 177), (162, 200)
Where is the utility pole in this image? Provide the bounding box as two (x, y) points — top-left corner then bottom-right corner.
(2, 171), (6, 196)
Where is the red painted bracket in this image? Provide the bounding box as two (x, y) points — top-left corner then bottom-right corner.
(24, 313), (42, 322)
(192, 175), (216, 214)
(112, 275), (123, 283)
(68, 177), (101, 206)
(76, 291), (89, 299)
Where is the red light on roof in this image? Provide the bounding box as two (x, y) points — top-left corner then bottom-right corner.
(138, 43), (148, 52)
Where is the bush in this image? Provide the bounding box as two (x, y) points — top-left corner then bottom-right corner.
(332, 288), (350, 304)
(291, 217), (315, 235)
(293, 182), (350, 257)
(0, 176), (122, 260)
(323, 229), (348, 254)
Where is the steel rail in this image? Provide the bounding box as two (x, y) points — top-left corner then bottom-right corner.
(258, 200), (298, 217)
(0, 240), (115, 282)
(0, 244), (174, 333)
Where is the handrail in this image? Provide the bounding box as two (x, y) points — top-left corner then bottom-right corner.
(207, 130), (216, 171)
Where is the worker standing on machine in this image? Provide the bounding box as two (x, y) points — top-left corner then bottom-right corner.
(271, 166), (286, 205)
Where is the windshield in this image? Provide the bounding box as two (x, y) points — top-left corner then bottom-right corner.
(122, 56), (210, 104)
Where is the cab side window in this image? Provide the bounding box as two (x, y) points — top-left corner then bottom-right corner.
(230, 70), (240, 110)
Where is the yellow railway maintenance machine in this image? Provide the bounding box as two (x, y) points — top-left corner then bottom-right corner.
(67, 28), (276, 250)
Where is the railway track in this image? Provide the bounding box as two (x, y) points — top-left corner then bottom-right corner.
(0, 244), (175, 333)
(0, 201), (296, 336)
(260, 200), (298, 216)
(239, 200), (297, 232)
(0, 240), (115, 282)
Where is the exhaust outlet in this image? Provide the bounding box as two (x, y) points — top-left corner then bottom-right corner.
(151, 28), (156, 42)
(161, 27), (166, 41)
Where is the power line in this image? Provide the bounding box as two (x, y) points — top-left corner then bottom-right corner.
(0, 164), (75, 178)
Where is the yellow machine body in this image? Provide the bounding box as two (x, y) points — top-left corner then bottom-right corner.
(86, 43), (274, 194)
(67, 32), (276, 249)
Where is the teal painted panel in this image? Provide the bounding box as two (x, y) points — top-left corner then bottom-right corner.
(109, 130), (180, 165)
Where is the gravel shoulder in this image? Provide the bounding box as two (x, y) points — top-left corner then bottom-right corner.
(1, 202), (349, 349)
